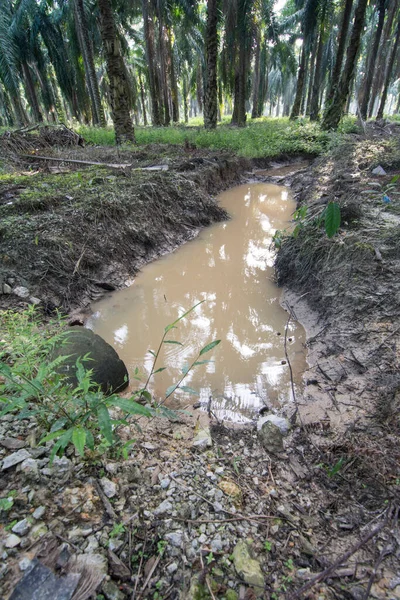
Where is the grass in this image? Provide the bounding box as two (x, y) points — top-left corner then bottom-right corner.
(78, 116), (359, 159)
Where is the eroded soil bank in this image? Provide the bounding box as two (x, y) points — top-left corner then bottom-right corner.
(0, 137), (250, 314)
(1, 125), (400, 600)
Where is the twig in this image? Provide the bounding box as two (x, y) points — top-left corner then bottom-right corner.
(283, 303), (303, 428)
(286, 507), (392, 600)
(131, 528), (148, 599)
(137, 554), (161, 598)
(94, 478), (117, 520)
(363, 543), (395, 600)
(19, 153), (132, 169)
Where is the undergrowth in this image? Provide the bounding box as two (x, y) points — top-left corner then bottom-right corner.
(78, 117), (359, 158)
(0, 304), (220, 462)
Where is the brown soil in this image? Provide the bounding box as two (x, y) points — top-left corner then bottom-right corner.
(0, 133), (251, 314)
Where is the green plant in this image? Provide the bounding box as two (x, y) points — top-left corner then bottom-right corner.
(206, 552), (214, 565)
(109, 522), (125, 538)
(157, 540), (167, 555)
(0, 497), (14, 512)
(326, 457), (345, 478)
(0, 304), (221, 463)
(324, 202), (341, 238)
(264, 540), (272, 552)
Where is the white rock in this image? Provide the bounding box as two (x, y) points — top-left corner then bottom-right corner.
(100, 477), (117, 498)
(19, 558), (32, 571)
(3, 283), (11, 294)
(5, 534), (21, 548)
(371, 165), (386, 176)
(192, 428), (212, 449)
(154, 500), (173, 516)
(13, 286), (30, 298)
(2, 449), (31, 470)
(29, 297), (41, 305)
(257, 414), (290, 435)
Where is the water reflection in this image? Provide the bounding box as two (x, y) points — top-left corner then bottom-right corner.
(86, 183), (306, 422)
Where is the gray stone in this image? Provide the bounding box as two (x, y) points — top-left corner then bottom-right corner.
(32, 506), (46, 520)
(5, 534), (21, 548)
(51, 327), (129, 394)
(12, 519), (31, 536)
(154, 500), (173, 515)
(2, 449), (30, 470)
(211, 536), (223, 553)
(29, 297), (41, 305)
(19, 558), (32, 571)
(52, 455), (72, 475)
(3, 283), (11, 294)
(257, 414), (290, 435)
(0, 438), (26, 450)
(100, 477), (117, 498)
(165, 531), (183, 548)
(167, 562), (178, 574)
(108, 538), (123, 552)
(258, 421), (284, 454)
(232, 540), (265, 590)
(13, 286), (30, 298)
(30, 522), (48, 539)
(20, 458), (39, 480)
(103, 580), (126, 600)
(160, 478), (171, 489)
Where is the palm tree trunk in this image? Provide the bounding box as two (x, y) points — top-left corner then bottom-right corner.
(98, 0), (135, 143)
(305, 35), (318, 116)
(290, 42), (307, 119)
(138, 69), (148, 126)
(257, 43), (268, 117)
(167, 27), (179, 123)
(196, 62), (203, 113)
(322, 0), (368, 130)
(368, 0), (398, 117)
(325, 0), (353, 108)
(360, 0), (386, 119)
(75, 0), (106, 127)
(22, 62), (43, 123)
(183, 72), (189, 124)
(204, 0), (219, 129)
(251, 28), (261, 119)
(156, 0), (170, 126)
(377, 14), (400, 119)
(142, 0), (162, 126)
(310, 8), (326, 122)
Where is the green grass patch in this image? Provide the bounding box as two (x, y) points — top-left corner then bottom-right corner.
(78, 116), (359, 159)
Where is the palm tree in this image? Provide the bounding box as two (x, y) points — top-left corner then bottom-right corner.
(322, 0), (369, 130)
(376, 10), (400, 119)
(74, 0), (106, 126)
(359, 0), (386, 120)
(324, 0), (353, 109)
(98, 0), (135, 142)
(204, 0), (220, 129)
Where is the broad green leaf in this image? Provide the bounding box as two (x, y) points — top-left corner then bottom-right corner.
(181, 364), (190, 375)
(157, 406), (179, 420)
(72, 428), (86, 456)
(179, 386), (199, 395)
(85, 429), (95, 451)
(325, 202), (341, 238)
(164, 300), (205, 333)
(49, 429), (73, 464)
(111, 398), (153, 417)
(97, 404), (113, 444)
(163, 340), (183, 346)
(193, 360), (213, 367)
(140, 390), (152, 403)
(199, 340), (221, 356)
(39, 429), (66, 445)
(50, 417), (67, 432)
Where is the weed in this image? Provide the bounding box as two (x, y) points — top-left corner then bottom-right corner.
(109, 522), (125, 538)
(0, 303), (220, 462)
(157, 540), (167, 555)
(206, 552), (214, 565)
(264, 540), (272, 552)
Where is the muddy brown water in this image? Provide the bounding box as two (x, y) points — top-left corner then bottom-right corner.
(86, 183), (307, 423)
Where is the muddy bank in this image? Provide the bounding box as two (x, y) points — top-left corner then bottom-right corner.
(0, 141), (250, 313)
